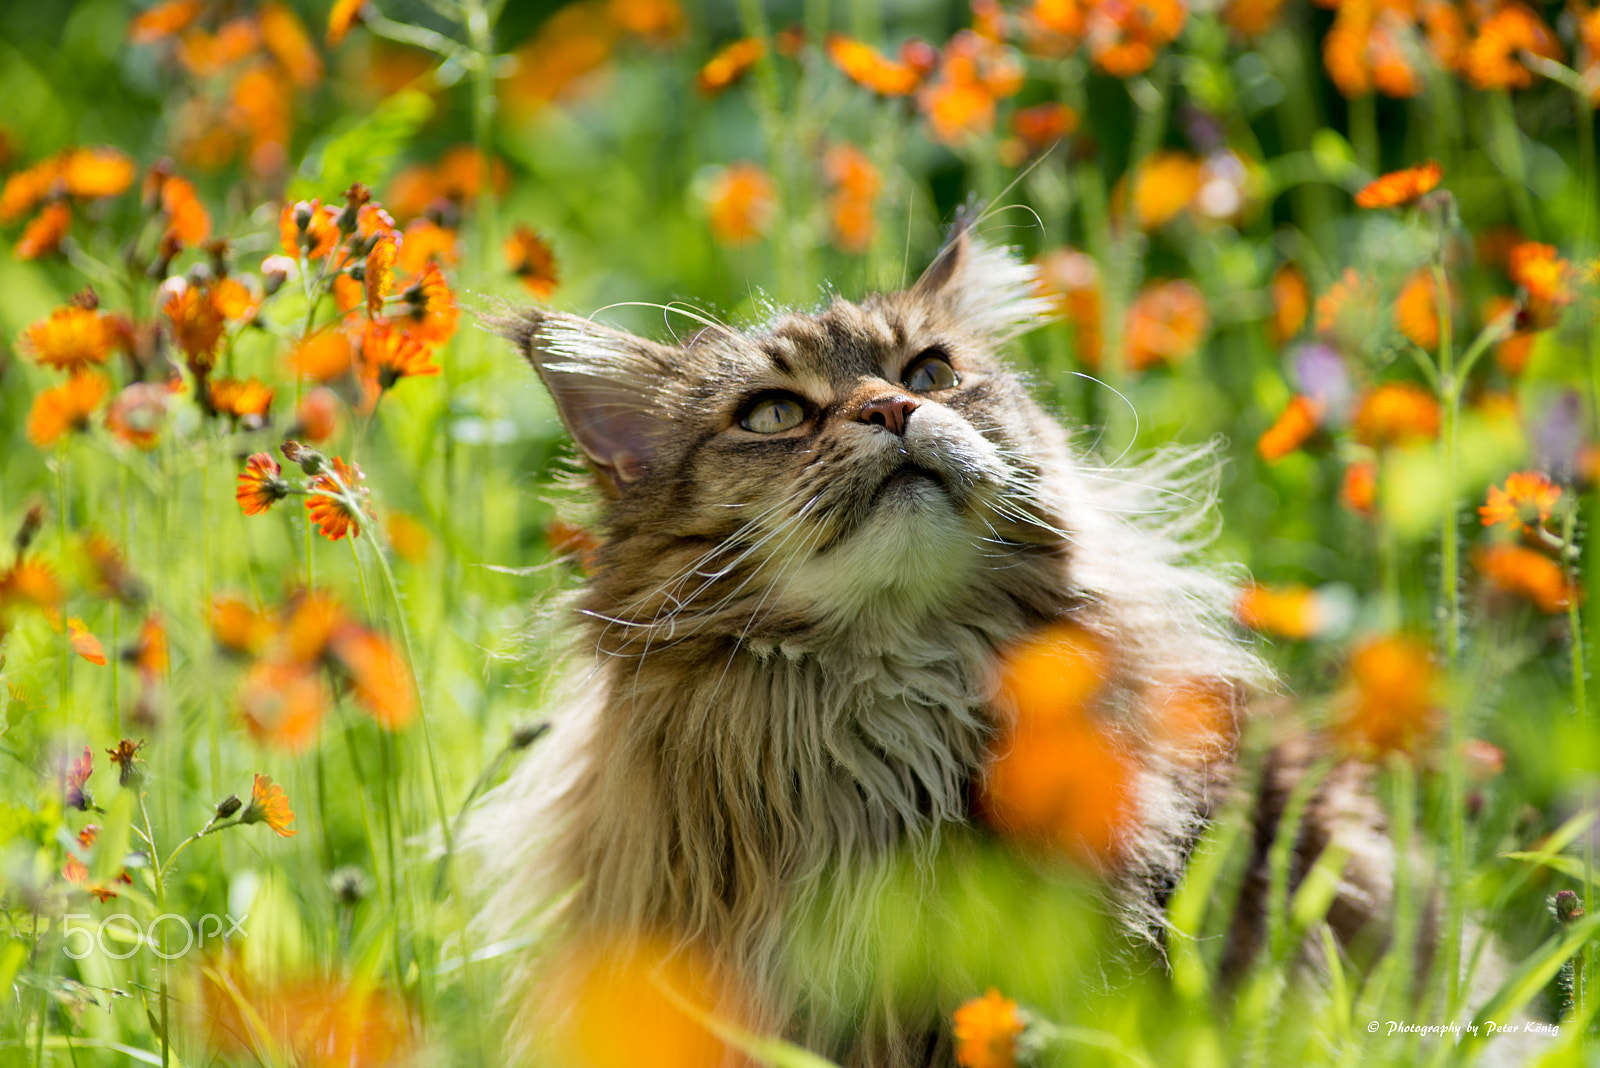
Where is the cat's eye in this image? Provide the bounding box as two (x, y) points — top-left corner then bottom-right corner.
(739, 393), (808, 434)
(903, 350), (958, 392)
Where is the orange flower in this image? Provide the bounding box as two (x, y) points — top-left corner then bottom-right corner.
(827, 34), (921, 95)
(704, 162), (776, 245)
(295, 388), (343, 443)
(289, 330), (355, 382)
(164, 284), (226, 370)
(1035, 248), (1102, 368)
(952, 989), (1024, 1068)
(1476, 544), (1579, 613)
(306, 458), (367, 541)
(1269, 263), (1310, 344)
(240, 773), (299, 836)
(823, 144), (881, 254)
(1395, 270), (1448, 350)
(260, 2), (323, 87)
(1124, 279), (1208, 371)
(1478, 471), (1561, 531)
(84, 534), (144, 605)
(1222, 0), (1289, 37)
(159, 174), (212, 247)
(365, 233), (398, 317)
(1235, 582), (1325, 639)
(280, 589), (349, 664)
(1088, 0), (1187, 76)
(979, 623), (1137, 868)
(210, 596), (277, 655)
(1314, 267), (1381, 345)
(106, 383), (170, 450)
(59, 147), (136, 200)
(397, 219), (459, 273)
(1129, 150), (1202, 229)
(211, 277), (261, 322)
(1464, 4), (1562, 90)
(1353, 383), (1440, 446)
(2, 559), (66, 614)
(1010, 102), (1078, 154)
(106, 738), (146, 786)
(22, 305), (117, 372)
(209, 378), (275, 425)
(279, 199), (340, 259)
(28, 372), (111, 447)
(360, 321), (440, 396)
(1507, 242), (1573, 321)
(58, 746), (93, 810)
(131, 613), (170, 678)
(398, 263), (458, 345)
(696, 37), (765, 95)
(1336, 635), (1438, 757)
(327, 0), (366, 44)
(67, 618), (107, 665)
(331, 627), (415, 728)
(129, 0), (204, 42)
(1341, 460), (1379, 516)
(1257, 395), (1323, 462)
(1354, 160), (1443, 208)
(505, 224), (560, 298)
(237, 453), (290, 516)
(15, 201), (71, 259)
(385, 512), (432, 563)
(916, 32), (1020, 144)
(62, 825), (133, 900)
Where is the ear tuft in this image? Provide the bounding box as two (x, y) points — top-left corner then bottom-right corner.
(500, 307), (678, 496)
(911, 227), (1051, 343)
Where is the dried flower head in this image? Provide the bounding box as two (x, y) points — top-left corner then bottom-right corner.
(105, 739), (146, 786)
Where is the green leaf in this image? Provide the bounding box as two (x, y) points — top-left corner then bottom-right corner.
(292, 89), (435, 200)
(1456, 913), (1600, 1061)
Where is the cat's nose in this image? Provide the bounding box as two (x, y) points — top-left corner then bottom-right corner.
(856, 395), (920, 436)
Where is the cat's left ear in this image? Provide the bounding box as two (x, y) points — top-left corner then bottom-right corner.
(911, 229), (1050, 343)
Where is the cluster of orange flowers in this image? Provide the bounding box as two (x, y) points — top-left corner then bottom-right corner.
(501, 0), (686, 115)
(1475, 470), (1580, 611)
(129, 0), (326, 175)
(1, 145), (136, 260)
(1033, 255), (1209, 373)
(823, 144), (883, 253)
(211, 587), (414, 750)
(237, 441), (370, 543)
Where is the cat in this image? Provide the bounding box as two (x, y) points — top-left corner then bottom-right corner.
(469, 230), (1522, 1067)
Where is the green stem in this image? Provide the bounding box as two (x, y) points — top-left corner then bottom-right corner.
(1487, 90), (1538, 238)
(1350, 92), (1378, 174)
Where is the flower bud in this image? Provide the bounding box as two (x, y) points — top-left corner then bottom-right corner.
(261, 254), (297, 295)
(215, 794), (242, 820)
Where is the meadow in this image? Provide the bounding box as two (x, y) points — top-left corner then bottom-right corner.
(0, 0), (1598, 1065)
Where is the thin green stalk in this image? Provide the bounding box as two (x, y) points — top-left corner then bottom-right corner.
(55, 452), (70, 722)
(1487, 89), (1538, 238)
(1564, 503), (1587, 718)
(1349, 92), (1378, 174)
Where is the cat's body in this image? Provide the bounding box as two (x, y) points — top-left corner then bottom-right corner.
(471, 234), (1518, 1065)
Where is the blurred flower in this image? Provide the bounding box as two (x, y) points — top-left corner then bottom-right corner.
(502, 5), (617, 115)
(1336, 635), (1438, 757)
(1464, 4), (1561, 90)
(239, 660), (326, 750)
(547, 518), (601, 571)
(917, 32), (1021, 143)
(1129, 150), (1201, 229)
(1269, 264), (1310, 345)
(1012, 101), (1078, 154)
(1235, 582), (1328, 639)
(1223, 0), (1289, 37)
(330, 627), (414, 728)
(385, 512), (432, 563)
(290, 330), (355, 382)
(84, 534), (145, 605)
(210, 596), (277, 655)
(15, 201), (71, 259)
(1314, 267), (1382, 348)
(327, 0), (366, 45)
(1354, 160), (1443, 208)
(129, 0), (205, 42)
(1395, 270), (1449, 350)
(1342, 460), (1379, 516)
(1193, 149), (1254, 221)
(208, 378), (275, 427)
(62, 825), (132, 901)
(105, 382), (169, 449)
(2, 559), (65, 617)
(696, 37), (764, 95)
(979, 623), (1137, 868)
(1035, 248), (1102, 368)
(704, 162), (775, 245)
(294, 388), (343, 443)
(306, 458), (367, 541)
(359, 321), (440, 401)
(22, 305), (118, 372)
(1479, 471), (1561, 532)
(237, 453), (290, 516)
(164, 283), (227, 371)
(1125, 279), (1208, 371)
(505, 224), (560, 298)
(365, 233), (398, 317)
(60, 745), (94, 810)
(28, 372), (111, 448)
(259, 3), (321, 87)
(1353, 383), (1440, 446)
(1507, 242), (1574, 323)
(398, 218), (459, 274)
(129, 614), (170, 678)
(1087, 0), (1187, 74)
(823, 144), (880, 254)
(608, 0), (685, 42)
(952, 988), (1024, 1068)
(1257, 395), (1323, 462)
(157, 173), (212, 247)
(827, 34), (921, 95)
(239, 773), (298, 836)
(1475, 544), (1578, 612)
(282, 590), (347, 663)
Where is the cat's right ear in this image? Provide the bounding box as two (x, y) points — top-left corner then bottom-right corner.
(498, 308), (677, 496)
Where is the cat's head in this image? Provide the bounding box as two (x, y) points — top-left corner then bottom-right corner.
(503, 233), (1074, 651)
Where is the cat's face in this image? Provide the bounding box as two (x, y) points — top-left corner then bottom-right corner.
(505, 234), (1069, 650)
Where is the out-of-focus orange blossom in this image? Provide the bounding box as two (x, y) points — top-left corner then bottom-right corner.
(28, 373), (112, 448)
(1475, 544), (1579, 612)
(1353, 383), (1440, 447)
(952, 988), (1025, 1068)
(1269, 263), (1310, 344)
(979, 622), (1138, 869)
(1395, 270), (1449, 350)
(1128, 150), (1202, 230)
(823, 143), (881, 254)
(827, 34), (922, 95)
(1235, 583), (1326, 639)
(1336, 635), (1439, 758)
(1341, 460), (1379, 516)
(1464, 4), (1561, 90)
(1257, 395), (1323, 462)
(506, 224), (561, 297)
(1354, 160), (1443, 209)
(23, 305), (119, 373)
(704, 162), (776, 245)
(1035, 248), (1102, 367)
(1125, 279), (1209, 371)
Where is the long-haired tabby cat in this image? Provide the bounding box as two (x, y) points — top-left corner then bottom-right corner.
(471, 230), (1507, 1065)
